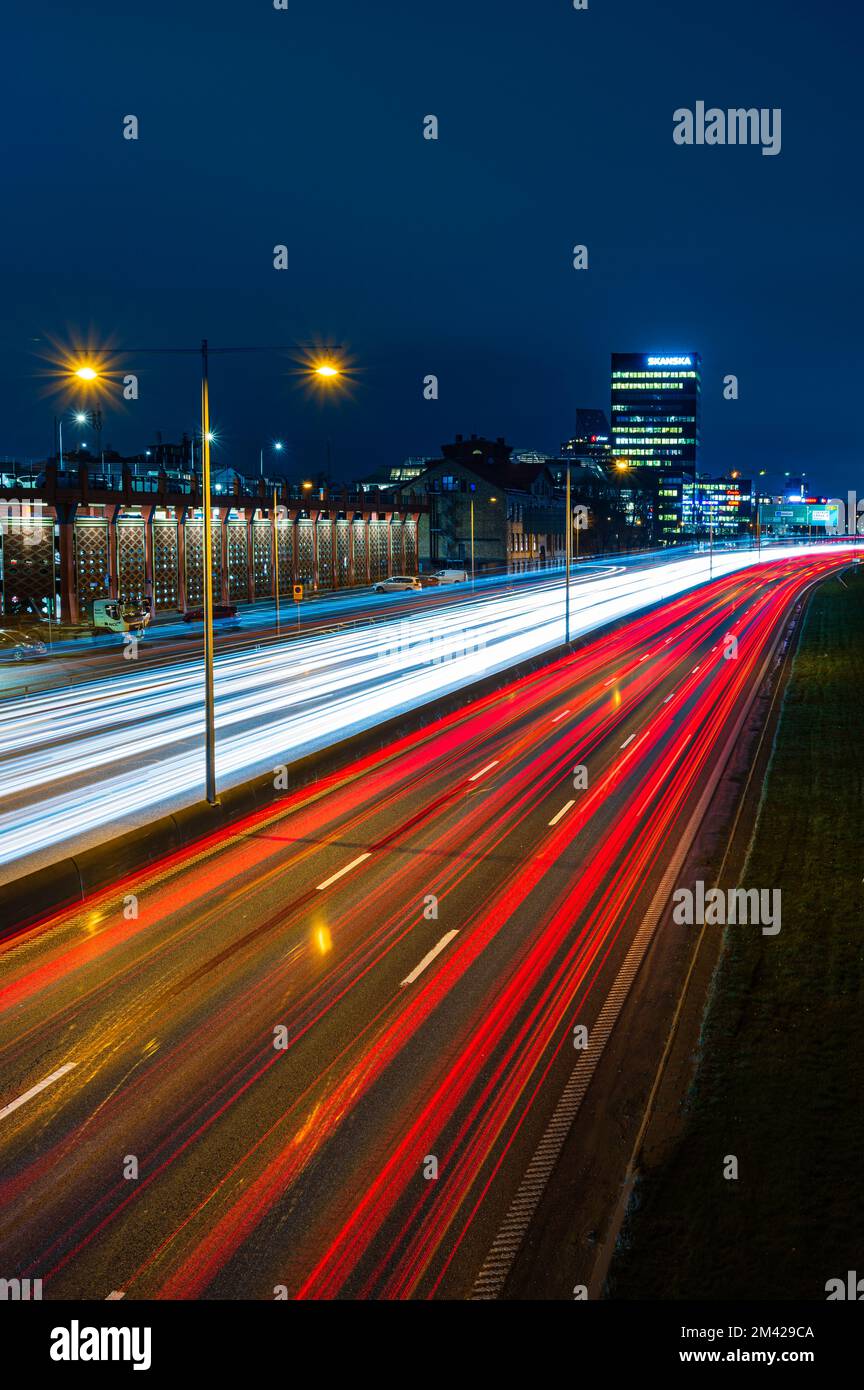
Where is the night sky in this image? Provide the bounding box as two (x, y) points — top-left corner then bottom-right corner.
(2, 0), (860, 491)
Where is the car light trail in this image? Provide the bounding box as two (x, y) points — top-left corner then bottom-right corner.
(0, 553), (851, 1304)
(0, 543), (856, 878)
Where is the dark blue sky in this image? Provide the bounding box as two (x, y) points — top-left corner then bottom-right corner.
(2, 0), (860, 490)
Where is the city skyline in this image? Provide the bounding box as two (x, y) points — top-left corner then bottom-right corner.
(1, 0), (861, 489)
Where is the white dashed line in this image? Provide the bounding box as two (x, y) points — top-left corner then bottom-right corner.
(0, 1063), (77, 1122)
(106, 1291), (126, 1301)
(469, 760), (499, 782)
(548, 800), (576, 827)
(401, 930), (460, 986)
(620, 734), (635, 749)
(316, 852), (372, 891)
(551, 709), (570, 724)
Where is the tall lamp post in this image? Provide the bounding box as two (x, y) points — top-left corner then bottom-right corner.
(273, 485), (281, 637)
(565, 463), (572, 643)
(470, 494), (475, 588)
(260, 439), (284, 477)
(66, 345), (342, 805)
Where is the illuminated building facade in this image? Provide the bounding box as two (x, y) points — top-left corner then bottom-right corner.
(611, 353), (701, 541)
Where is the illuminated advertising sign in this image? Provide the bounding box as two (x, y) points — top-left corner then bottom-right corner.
(646, 356), (693, 367)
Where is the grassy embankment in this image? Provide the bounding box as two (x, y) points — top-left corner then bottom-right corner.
(609, 567), (864, 1300)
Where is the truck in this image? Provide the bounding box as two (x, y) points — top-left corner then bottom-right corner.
(91, 598), (151, 635)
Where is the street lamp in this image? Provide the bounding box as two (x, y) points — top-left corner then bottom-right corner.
(565, 463), (572, 642)
(260, 439), (285, 477)
(56, 339), (342, 806)
(469, 492), (498, 588)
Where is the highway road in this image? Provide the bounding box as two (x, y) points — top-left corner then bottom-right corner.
(0, 551), (848, 1299)
(0, 542), (855, 883)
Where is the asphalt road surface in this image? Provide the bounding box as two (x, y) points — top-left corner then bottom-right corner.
(0, 543), (850, 882)
(0, 551), (846, 1299)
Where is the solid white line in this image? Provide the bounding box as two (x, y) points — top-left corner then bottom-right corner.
(469, 760), (499, 782)
(620, 734), (635, 748)
(401, 930), (460, 986)
(548, 799), (576, 827)
(551, 709), (570, 723)
(316, 852), (372, 891)
(0, 1063), (77, 1122)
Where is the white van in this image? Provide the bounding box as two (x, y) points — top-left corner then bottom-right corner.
(91, 599), (151, 635)
(430, 569), (468, 585)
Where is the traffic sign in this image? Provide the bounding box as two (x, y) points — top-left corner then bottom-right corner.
(293, 583), (304, 602)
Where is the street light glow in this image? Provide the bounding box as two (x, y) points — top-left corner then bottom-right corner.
(314, 364), (339, 378)
(75, 365), (98, 381)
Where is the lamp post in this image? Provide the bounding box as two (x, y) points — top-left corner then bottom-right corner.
(470, 494), (475, 589)
(260, 439), (284, 477)
(273, 485), (281, 637)
(565, 463), (572, 643)
(63, 345), (342, 805)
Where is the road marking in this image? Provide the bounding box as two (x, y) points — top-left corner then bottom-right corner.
(692, 665), (701, 673)
(0, 1063), (77, 1122)
(663, 694), (674, 703)
(603, 677), (616, 687)
(315, 852), (371, 891)
(469, 760), (499, 782)
(401, 930), (460, 986)
(551, 709), (570, 723)
(620, 734), (635, 748)
(106, 1291), (125, 1301)
(548, 799), (576, 827)
(639, 654), (650, 662)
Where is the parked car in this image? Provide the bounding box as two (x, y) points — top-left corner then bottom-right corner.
(0, 628), (48, 662)
(182, 603), (241, 627)
(373, 576), (422, 594)
(429, 568), (469, 585)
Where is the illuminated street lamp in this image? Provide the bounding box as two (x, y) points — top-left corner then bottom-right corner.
(54, 338), (342, 805)
(260, 439), (285, 476)
(469, 492), (498, 589)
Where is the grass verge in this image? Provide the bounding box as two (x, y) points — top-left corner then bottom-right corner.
(608, 567), (864, 1300)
